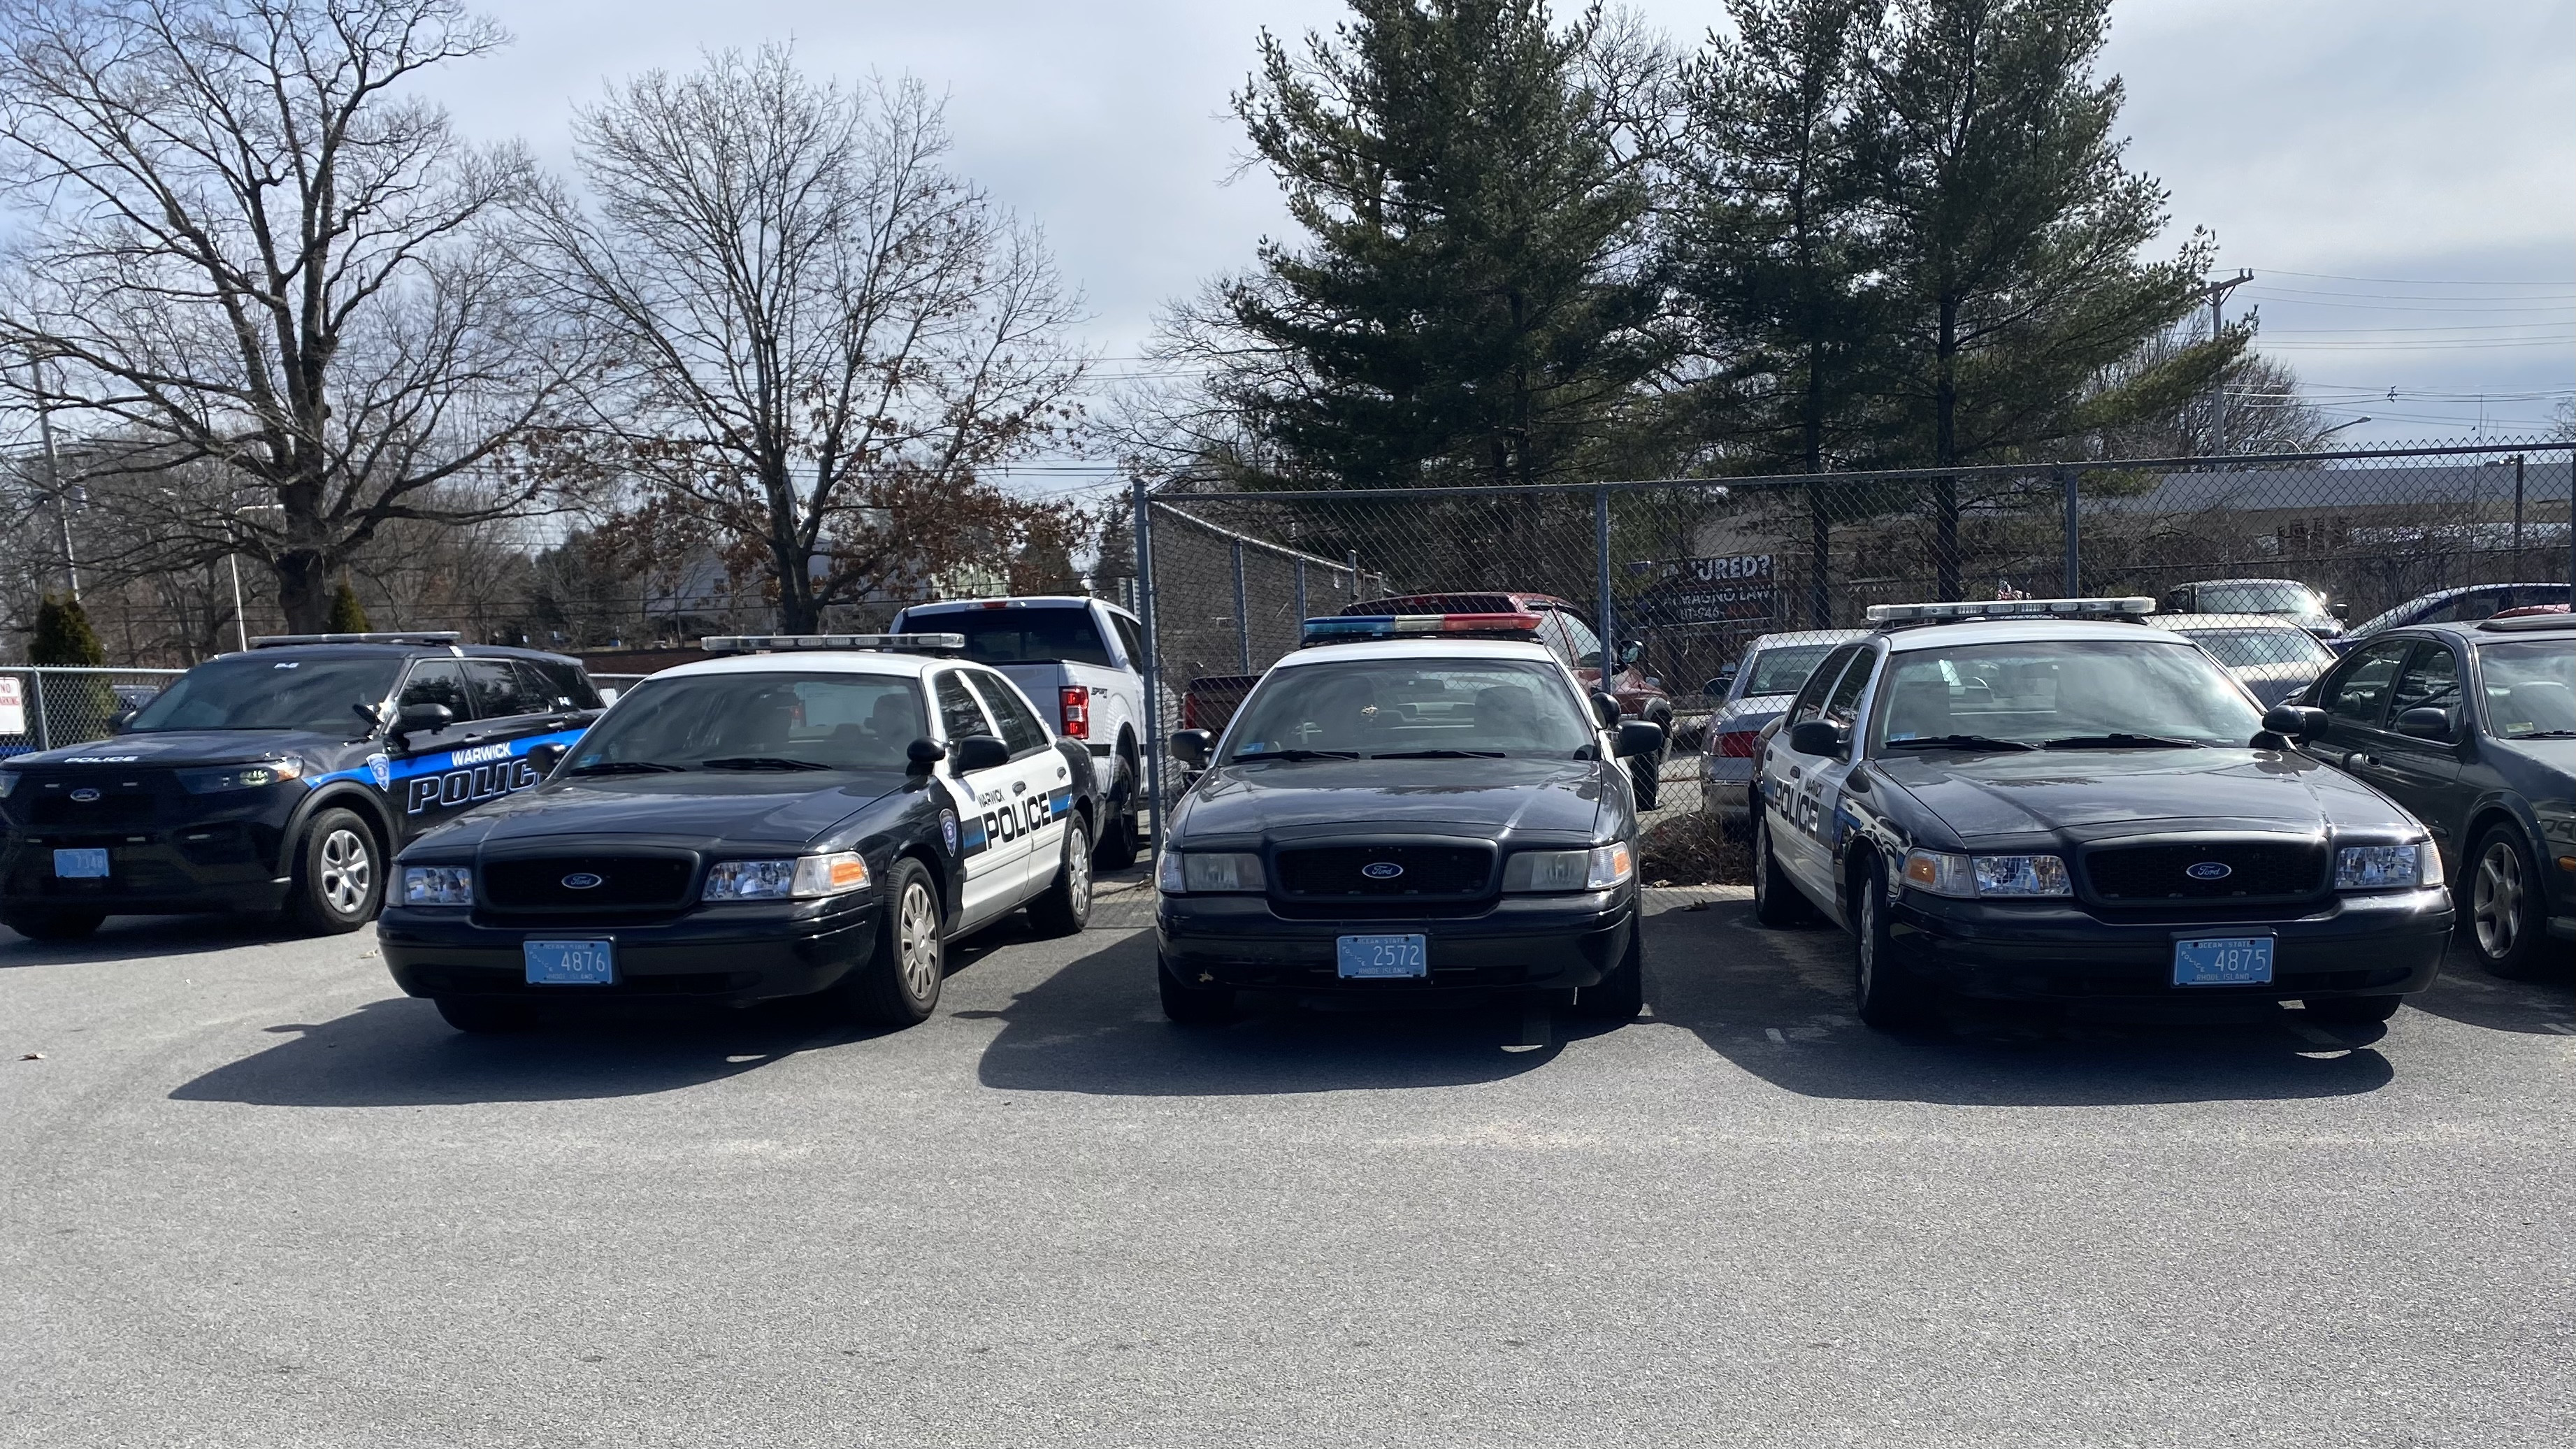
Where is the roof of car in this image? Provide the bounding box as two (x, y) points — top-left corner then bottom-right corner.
(2421, 614), (2576, 638)
(1878, 618), (2192, 653)
(1274, 637), (1564, 668)
(2173, 577), (2315, 590)
(1747, 629), (1867, 650)
(650, 650), (963, 683)
(2145, 614), (2321, 633)
(217, 641), (587, 665)
(902, 595), (1138, 620)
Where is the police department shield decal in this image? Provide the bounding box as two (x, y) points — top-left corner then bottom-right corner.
(366, 753), (391, 788)
(941, 811), (959, 855)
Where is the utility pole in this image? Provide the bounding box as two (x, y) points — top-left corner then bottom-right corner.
(27, 354), (78, 602)
(2199, 270), (2253, 456)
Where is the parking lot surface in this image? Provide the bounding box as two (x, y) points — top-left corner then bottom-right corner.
(4, 879), (2570, 1448)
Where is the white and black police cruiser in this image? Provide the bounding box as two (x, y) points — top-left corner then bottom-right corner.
(0, 633), (603, 940)
(376, 634), (1099, 1032)
(1748, 597), (2454, 1028)
(1154, 611), (1666, 1024)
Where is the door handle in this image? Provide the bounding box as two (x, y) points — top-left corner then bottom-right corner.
(1787, 768), (1804, 781)
(1012, 781), (1028, 794)
(2347, 752), (2374, 769)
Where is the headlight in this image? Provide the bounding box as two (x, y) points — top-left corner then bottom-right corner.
(0, 771), (17, 799)
(1503, 842), (1633, 893)
(2336, 842), (2440, 891)
(177, 758), (306, 793)
(401, 866), (473, 905)
(1158, 851), (1265, 894)
(702, 852), (872, 902)
(1904, 849), (2071, 898)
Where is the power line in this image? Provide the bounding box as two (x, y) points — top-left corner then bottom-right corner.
(2251, 268), (2575, 287)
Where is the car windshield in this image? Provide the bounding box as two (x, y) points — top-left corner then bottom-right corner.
(2180, 628), (2332, 668)
(1871, 640), (2265, 750)
(569, 673), (928, 772)
(1223, 658), (1595, 760)
(1742, 643), (1839, 697)
(2191, 582), (2322, 615)
(907, 607), (1114, 667)
(125, 654), (404, 734)
(2476, 638), (2576, 738)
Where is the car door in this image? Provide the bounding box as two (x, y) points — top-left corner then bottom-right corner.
(933, 669), (1026, 928)
(964, 668), (1073, 897)
(1787, 647), (1876, 904)
(385, 659), (486, 841)
(2305, 637), (2415, 774)
(1762, 643), (1864, 898)
(457, 658), (574, 795)
(2350, 640), (2468, 860)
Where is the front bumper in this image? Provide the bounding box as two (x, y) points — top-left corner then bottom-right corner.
(1886, 887), (2453, 1002)
(378, 901), (879, 1007)
(1, 819), (293, 915)
(1158, 891), (1634, 1000)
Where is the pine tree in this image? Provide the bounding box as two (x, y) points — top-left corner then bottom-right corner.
(29, 594), (106, 667)
(326, 577), (373, 633)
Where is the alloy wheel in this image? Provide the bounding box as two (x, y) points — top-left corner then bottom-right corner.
(2472, 842), (2524, 959)
(317, 828), (371, 916)
(1065, 828), (1093, 912)
(1855, 881), (1878, 999)
(898, 879), (941, 1000)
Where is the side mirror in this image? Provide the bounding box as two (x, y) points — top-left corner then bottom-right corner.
(1590, 692), (1620, 729)
(1618, 640), (1646, 669)
(1711, 663), (1738, 693)
(2392, 706), (2452, 741)
(2329, 602), (2349, 620)
(1787, 719), (1848, 758)
(108, 709), (136, 733)
(1613, 720), (1665, 759)
(1168, 729), (1211, 767)
(906, 737), (947, 772)
(596, 687), (621, 707)
(526, 742), (568, 778)
(2259, 705), (2328, 742)
(393, 702), (453, 737)
(952, 734), (1012, 772)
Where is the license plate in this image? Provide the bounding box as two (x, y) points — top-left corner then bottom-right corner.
(524, 939), (615, 986)
(52, 848), (109, 879)
(2173, 936), (2273, 987)
(1336, 934), (1427, 979)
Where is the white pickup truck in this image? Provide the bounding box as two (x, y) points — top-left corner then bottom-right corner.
(891, 596), (1149, 867)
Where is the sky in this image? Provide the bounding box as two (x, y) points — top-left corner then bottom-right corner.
(426, 0), (2575, 489)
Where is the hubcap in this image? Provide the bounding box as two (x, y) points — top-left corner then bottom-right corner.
(898, 880), (941, 1000)
(317, 828), (371, 915)
(1754, 823), (1770, 900)
(1856, 884), (1878, 998)
(2473, 842), (2524, 958)
(1065, 826), (1092, 912)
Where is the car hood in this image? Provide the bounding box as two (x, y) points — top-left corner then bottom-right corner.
(1874, 747), (2409, 844)
(2487, 735), (2576, 781)
(407, 771), (909, 854)
(1176, 756), (1610, 839)
(4, 728), (363, 770)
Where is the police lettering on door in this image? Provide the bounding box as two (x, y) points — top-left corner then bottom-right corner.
(956, 787), (1073, 855)
(405, 742), (542, 815)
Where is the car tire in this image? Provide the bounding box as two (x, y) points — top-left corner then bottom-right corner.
(1158, 953), (1236, 1025)
(434, 996), (531, 1033)
(1, 907), (106, 942)
(1852, 857), (1931, 1031)
(838, 858), (945, 1028)
(1751, 814), (1815, 928)
(1572, 915), (1646, 1021)
(2462, 824), (2548, 979)
(285, 809), (382, 935)
(1093, 756), (1139, 870)
(1028, 816), (1094, 937)
(2305, 994), (2403, 1024)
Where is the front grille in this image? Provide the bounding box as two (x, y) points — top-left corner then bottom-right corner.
(481, 853), (697, 911)
(27, 781), (164, 829)
(1274, 844), (1492, 899)
(2084, 839), (2327, 902)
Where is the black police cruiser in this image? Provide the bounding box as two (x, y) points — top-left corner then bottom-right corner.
(0, 633), (603, 940)
(377, 635), (1098, 1032)
(1154, 612), (1666, 1024)
(1747, 598), (2454, 1029)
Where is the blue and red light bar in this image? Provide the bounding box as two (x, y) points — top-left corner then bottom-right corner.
(1300, 612), (1546, 647)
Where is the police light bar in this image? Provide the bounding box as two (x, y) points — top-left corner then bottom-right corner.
(250, 631), (463, 649)
(700, 633), (967, 654)
(1300, 612), (1546, 646)
(1865, 598), (2154, 626)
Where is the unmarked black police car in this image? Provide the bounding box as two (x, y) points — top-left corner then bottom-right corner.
(0, 633), (602, 940)
(377, 635), (1098, 1032)
(1154, 612), (1666, 1024)
(1748, 598), (2454, 1028)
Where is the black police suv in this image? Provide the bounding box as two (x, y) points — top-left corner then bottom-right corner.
(2293, 610), (2573, 977)
(1153, 614), (1667, 1025)
(1748, 600), (2454, 1029)
(0, 633), (603, 940)
(376, 637), (1098, 1032)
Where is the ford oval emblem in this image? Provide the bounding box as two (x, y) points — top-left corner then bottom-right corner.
(561, 872), (604, 891)
(1360, 861), (1404, 880)
(69, 788), (102, 802)
(2185, 860), (2233, 881)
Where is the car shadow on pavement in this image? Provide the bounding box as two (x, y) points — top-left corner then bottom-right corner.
(1648, 900), (2402, 1106)
(169, 995), (877, 1108)
(0, 913), (294, 967)
(2399, 945), (2575, 1036)
(974, 927), (1619, 1097)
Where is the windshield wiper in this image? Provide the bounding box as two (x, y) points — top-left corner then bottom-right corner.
(567, 760), (686, 775)
(1231, 749), (1361, 762)
(2041, 734), (2205, 750)
(700, 756), (834, 772)
(1881, 735), (2037, 753)
(1369, 749), (1506, 759)
(2512, 729), (2576, 739)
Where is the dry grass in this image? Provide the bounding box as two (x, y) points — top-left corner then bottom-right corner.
(1639, 809), (1750, 887)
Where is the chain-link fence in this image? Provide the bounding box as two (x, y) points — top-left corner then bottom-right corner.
(0, 668), (187, 758)
(1128, 441), (2576, 855)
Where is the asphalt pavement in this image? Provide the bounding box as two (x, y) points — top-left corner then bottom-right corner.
(3, 878), (2570, 1448)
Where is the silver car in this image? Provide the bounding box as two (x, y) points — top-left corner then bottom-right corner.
(1699, 630), (1866, 835)
(2147, 614), (2338, 707)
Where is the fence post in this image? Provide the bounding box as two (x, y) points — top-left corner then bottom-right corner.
(1346, 549), (1360, 600)
(30, 670), (49, 754)
(1294, 559), (1307, 626)
(1230, 540), (1251, 673)
(2511, 454), (2524, 554)
(2059, 466), (2080, 596)
(1594, 486), (1614, 682)
(1132, 477), (1167, 861)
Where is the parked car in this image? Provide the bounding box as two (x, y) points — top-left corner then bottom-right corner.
(2146, 614), (2338, 707)
(2292, 610), (2573, 978)
(1699, 630), (1866, 837)
(2333, 583), (2571, 653)
(1748, 597), (2451, 1029)
(2158, 578), (2343, 639)
(892, 596), (1147, 867)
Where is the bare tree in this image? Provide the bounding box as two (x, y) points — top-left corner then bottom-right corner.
(0, 0), (589, 630)
(528, 48), (1093, 633)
